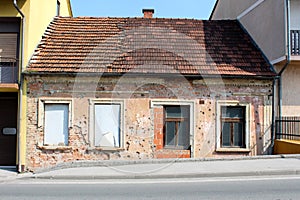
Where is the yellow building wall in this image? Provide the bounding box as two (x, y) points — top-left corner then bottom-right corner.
(0, 0), (72, 68)
(0, 0), (72, 171)
(274, 139), (300, 154)
(25, 0), (72, 68)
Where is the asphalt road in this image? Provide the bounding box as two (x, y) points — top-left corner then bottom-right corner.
(1, 176), (300, 200)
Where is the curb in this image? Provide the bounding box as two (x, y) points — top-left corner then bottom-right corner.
(30, 169), (300, 180)
(33, 154), (300, 174)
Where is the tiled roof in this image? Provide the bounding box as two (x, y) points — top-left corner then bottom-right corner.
(27, 17), (275, 76)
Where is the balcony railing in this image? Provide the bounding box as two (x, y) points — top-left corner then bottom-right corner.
(275, 116), (300, 140)
(0, 57), (18, 83)
(291, 30), (300, 55)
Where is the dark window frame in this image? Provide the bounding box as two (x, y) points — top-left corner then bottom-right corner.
(163, 105), (190, 150)
(0, 18), (20, 83)
(220, 106), (246, 148)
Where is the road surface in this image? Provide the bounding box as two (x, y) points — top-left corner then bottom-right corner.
(1, 175), (300, 199)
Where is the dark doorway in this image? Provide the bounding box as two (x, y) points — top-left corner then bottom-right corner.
(0, 93), (17, 166)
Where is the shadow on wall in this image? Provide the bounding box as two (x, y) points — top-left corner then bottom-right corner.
(203, 20), (271, 76)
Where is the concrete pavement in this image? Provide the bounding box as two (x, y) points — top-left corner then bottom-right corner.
(0, 167), (20, 182)
(2, 155), (300, 180)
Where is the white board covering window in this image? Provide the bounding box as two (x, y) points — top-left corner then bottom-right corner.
(44, 104), (69, 146)
(94, 104), (120, 147)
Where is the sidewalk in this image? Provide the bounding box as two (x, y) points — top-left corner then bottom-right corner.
(2, 155), (300, 180)
(0, 167), (19, 182)
(31, 155), (300, 180)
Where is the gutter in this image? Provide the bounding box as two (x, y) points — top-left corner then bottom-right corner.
(13, 0), (25, 173)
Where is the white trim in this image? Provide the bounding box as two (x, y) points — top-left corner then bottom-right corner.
(150, 99), (195, 108)
(151, 99), (196, 157)
(89, 99), (125, 149)
(291, 55), (300, 61)
(271, 56), (286, 64)
(237, 0), (265, 19)
(38, 98), (73, 146)
(38, 98), (73, 128)
(215, 100), (251, 151)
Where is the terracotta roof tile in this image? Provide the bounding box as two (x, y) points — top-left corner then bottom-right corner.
(27, 17), (275, 76)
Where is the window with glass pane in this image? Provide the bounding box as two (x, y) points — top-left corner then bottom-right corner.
(164, 106), (190, 149)
(0, 33), (18, 83)
(221, 106), (245, 148)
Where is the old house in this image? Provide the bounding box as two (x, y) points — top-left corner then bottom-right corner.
(210, 0), (300, 153)
(0, 0), (72, 172)
(24, 9), (275, 171)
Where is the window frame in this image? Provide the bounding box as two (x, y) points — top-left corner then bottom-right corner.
(216, 101), (251, 152)
(151, 100), (195, 155)
(164, 105), (190, 150)
(220, 106), (246, 148)
(89, 99), (124, 150)
(38, 98), (73, 146)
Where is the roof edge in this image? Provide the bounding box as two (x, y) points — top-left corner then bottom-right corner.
(236, 20), (277, 75)
(67, 0), (73, 17)
(209, 0), (220, 20)
(22, 71), (276, 79)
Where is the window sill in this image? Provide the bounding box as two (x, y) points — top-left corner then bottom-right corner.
(37, 145), (72, 151)
(216, 148), (251, 153)
(164, 145), (190, 150)
(87, 147), (125, 152)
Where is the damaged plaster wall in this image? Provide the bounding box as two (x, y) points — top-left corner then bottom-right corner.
(25, 75), (273, 171)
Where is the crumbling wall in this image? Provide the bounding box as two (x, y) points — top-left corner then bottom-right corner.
(25, 75), (273, 171)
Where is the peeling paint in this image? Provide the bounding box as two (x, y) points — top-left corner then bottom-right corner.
(25, 76), (273, 171)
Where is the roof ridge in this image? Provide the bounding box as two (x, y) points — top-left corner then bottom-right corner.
(53, 16), (232, 22)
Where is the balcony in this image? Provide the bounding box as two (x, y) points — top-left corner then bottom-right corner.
(291, 30), (300, 56)
(0, 57), (18, 83)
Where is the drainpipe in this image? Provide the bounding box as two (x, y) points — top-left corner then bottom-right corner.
(271, 77), (277, 152)
(13, 0), (25, 173)
(57, 0), (61, 16)
(271, 0), (291, 151)
(278, 0), (291, 119)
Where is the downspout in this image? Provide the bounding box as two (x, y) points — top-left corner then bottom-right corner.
(278, 0), (291, 120)
(271, 77), (277, 151)
(57, 0), (61, 16)
(13, 0), (25, 173)
(271, 0), (291, 150)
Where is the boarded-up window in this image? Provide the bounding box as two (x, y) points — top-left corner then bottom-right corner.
(94, 104), (120, 147)
(44, 104), (69, 146)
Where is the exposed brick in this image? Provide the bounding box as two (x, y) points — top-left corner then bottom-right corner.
(25, 75), (272, 171)
(154, 150), (190, 159)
